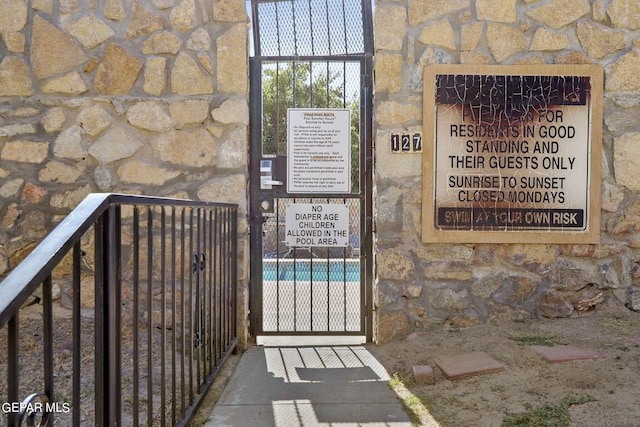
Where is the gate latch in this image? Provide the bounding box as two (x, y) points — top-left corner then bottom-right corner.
(260, 159), (283, 189)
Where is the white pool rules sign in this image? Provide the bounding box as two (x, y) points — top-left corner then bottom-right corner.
(285, 203), (349, 247)
(287, 108), (351, 194)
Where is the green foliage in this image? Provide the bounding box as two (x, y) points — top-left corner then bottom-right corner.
(389, 372), (412, 388)
(388, 373), (432, 427)
(501, 395), (596, 427)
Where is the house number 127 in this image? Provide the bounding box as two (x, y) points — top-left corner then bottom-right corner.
(391, 132), (422, 153)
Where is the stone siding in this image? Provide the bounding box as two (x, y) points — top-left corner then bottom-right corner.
(3, 0), (640, 345)
(373, 0), (640, 342)
(0, 0), (250, 346)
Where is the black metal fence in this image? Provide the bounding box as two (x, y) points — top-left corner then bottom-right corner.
(0, 193), (238, 426)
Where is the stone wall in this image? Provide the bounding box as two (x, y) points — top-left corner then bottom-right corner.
(4, 0), (640, 345)
(373, 0), (640, 342)
(0, 0), (250, 345)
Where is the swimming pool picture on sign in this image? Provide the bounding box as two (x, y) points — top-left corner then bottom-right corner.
(422, 64), (603, 244)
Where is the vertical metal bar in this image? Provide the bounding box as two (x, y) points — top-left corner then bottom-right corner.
(275, 62), (281, 155)
(362, 53), (374, 341)
(343, 201), (348, 331)
(341, 0), (348, 54)
(220, 208), (226, 345)
(132, 207), (140, 426)
(213, 208), (220, 356)
(188, 209), (194, 405)
(291, 0), (298, 54)
(43, 275), (54, 423)
(221, 207), (225, 350)
(207, 209), (214, 373)
(111, 205), (122, 426)
(292, 61), (298, 107)
(249, 56), (265, 336)
(7, 313), (19, 427)
(325, 61), (330, 105)
(95, 205), (121, 426)
(199, 209), (206, 382)
(228, 208), (233, 344)
(231, 207), (238, 343)
(224, 208), (230, 345)
(362, 0), (374, 55)
(310, 61), (314, 107)
(221, 208), (227, 345)
(307, 203), (312, 331)
(160, 207), (167, 427)
(360, 58), (369, 336)
(275, 199), (280, 331)
(171, 207), (177, 426)
(227, 208), (233, 343)
(201, 209), (207, 379)
(180, 208), (187, 417)
(72, 243), (81, 425)
(202, 209), (209, 375)
(342, 61), (347, 106)
(251, 0), (261, 57)
(195, 208), (201, 389)
(289, 200), (297, 331)
(94, 213), (107, 426)
(326, 199), (331, 331)
(147, 207), (153, 426)
(325, 0), (331, 54)
(214, 208), (221, 363)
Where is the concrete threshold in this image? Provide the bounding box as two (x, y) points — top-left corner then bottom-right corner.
(256, 335), (366, 346)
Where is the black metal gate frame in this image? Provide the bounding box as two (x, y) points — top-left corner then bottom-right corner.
(248, 0), (374, 341)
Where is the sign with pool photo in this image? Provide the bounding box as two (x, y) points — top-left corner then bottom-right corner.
(422, 64), (603, 244)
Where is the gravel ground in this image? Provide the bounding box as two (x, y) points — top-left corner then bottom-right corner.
(0, 301), (207, 426)
(369, 300), (640, 427)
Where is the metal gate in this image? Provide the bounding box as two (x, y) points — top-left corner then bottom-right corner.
(248, 0), (373, 342)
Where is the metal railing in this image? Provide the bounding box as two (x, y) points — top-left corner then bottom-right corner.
(0, 193), (238, 426)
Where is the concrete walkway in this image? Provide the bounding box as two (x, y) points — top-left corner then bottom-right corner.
(204, 345), (412, 426)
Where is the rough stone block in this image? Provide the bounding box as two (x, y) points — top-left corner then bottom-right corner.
(413, 365), (435, 384)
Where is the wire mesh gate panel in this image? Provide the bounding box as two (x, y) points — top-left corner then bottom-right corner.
(252, 0), (367, 57)
(261, 198), (362, 333)
(249, 0), (373, 340)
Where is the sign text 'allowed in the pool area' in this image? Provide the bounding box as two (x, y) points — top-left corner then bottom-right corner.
(285, 203), (349, 247)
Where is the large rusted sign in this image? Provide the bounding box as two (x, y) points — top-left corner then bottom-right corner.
(422, 65), (603, 243)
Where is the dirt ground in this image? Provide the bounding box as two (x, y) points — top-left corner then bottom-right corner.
(4, 299), (640, 427)
(368, 302), (640, 427)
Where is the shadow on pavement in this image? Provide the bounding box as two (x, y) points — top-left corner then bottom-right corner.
(205, 346), (413, 426)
